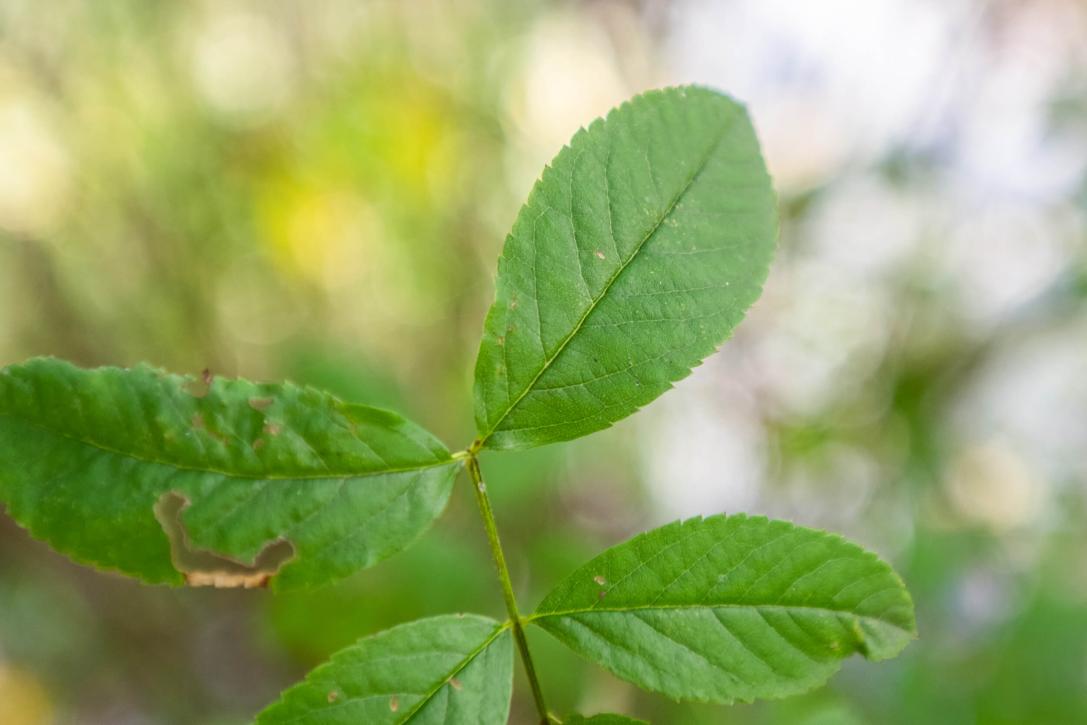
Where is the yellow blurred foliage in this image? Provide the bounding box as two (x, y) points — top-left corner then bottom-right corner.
(260, 179), (375, 288)
(0, 666), (53, 725)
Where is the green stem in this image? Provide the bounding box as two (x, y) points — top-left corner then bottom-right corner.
(465, 452), (552, 724)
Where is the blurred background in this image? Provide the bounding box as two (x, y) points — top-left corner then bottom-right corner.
(0, 0), (1085, 723)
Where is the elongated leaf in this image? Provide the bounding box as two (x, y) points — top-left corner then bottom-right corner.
(473, 85), (777, 450)
(531, 515), (915, 704)
(564, 714), (648, 724)
(257, 614), (513, 724)
(0, 358), (459, 590)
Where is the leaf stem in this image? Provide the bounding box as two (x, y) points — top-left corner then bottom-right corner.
(465, 453), (551, 724)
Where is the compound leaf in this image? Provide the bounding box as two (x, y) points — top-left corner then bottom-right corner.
(0, 358), (459, 590)
(256, 614), (513, 725)
(531, 515), (915, 704)
(473, 85), (777, 450)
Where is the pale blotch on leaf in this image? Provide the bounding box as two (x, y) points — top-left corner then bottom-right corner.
(153, 492), (295, 589)
(593, 575), (607, 586)
(327, 690), (339, 703)
(249, 397), (274, 411)
(264, 421), (282, 436)
(389, 695), (400, 713)
(449, 677), (462, 691)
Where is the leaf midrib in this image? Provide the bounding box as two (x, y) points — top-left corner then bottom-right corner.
(528, 602), (913, 634)
(397, 621), (511, 723)
(0, 412), (458, 483)
(478, 118), (731, 445)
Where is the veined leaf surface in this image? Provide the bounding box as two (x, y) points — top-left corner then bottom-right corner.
(0, 358), (459, 589)
(564, 714), (648, 724)
(473, 85), (777, 450)
(532, 515), (915, 704)
(256, 614), (513, 724)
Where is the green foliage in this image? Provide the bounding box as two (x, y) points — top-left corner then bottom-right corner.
(257, 615), (513, 724)
(0, 358), (458, 590)
(473, 86), (777, 450)
(0, 86), (913, 723)
(563, 715), (648, 724)
(531, 515), (915, 704)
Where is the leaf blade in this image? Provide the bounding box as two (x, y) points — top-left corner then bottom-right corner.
(256, 614), (513, 725)
(473, 85), (777, 449)
(564, 714), (648, 725)
(0, 357), (459, 589)
(531, 515), (915, 704)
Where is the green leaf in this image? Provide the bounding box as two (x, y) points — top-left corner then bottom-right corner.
(564, 714), (648, 725)
(473, 85), (777, 450)
(256, 614), (513, 724)
(0, 358), (459, 590)
(531, 515), (916, 704)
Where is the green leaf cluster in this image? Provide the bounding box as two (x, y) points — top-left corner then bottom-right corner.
(0, 86), (914, 724)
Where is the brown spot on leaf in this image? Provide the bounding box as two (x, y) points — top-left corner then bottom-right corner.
(264, 422), (282, 436)
(449, 677), (462, 691)
(389, 695), (400, 713)
(191, 413), (205, 429)
(184, 369), (214, 398)
(327, 691), (339, 703)
(153, 492), (295, 589)
(252, 438), (266, 451)
(598, 590), (607, 599)
(249, 397), (274, 411)
(593, 575), (607, 586)
(185, 570), (271, 588)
